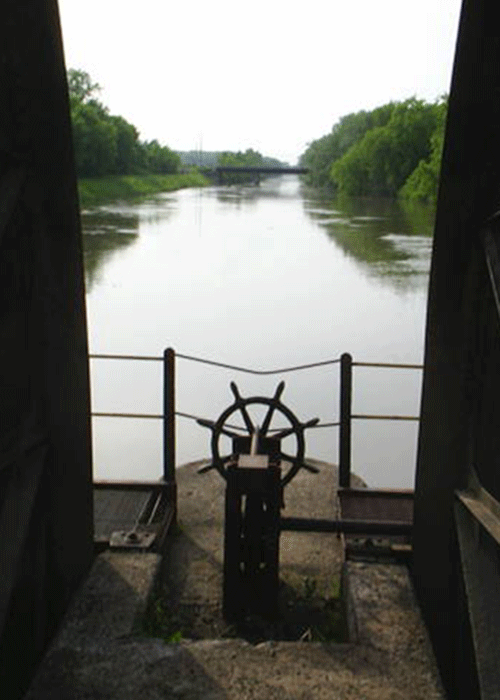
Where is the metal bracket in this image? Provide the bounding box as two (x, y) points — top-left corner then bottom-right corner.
(109, 529), (156, 549)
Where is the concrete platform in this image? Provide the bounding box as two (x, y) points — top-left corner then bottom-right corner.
(25, 462), (445, 699)
(25, 554), (444, 700)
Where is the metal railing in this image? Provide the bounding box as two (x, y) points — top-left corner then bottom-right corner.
(89, 348), (423, 487)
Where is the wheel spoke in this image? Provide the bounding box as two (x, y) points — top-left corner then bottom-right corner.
(303, 460), (320, 474)
(220, 426), (243, 440)
(198, 417), (241, 441)
(272, 417), (319, 441)
(272, 426), (297, 440)
(216, 454), (235, 472)
(303, 417), (321, 429)
(229, 382), (242, 401)
(261, 382), (285, 435)
(260, 404), (276, 436)
(229, 382), (254, 433)
(279, 451), (299, 465)
(238, 404), (255, 433)
(196, 417), (216, 430)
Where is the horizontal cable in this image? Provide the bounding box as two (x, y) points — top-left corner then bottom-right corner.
(89, 352), (340, 373)
(89, 352), (423, 372)
(91, 411), (341, 430)
(92, 411), (162, 419)
(352, 413), (420, 421)
(175, 411), (246, 431)
(177, 411), (340, 430)
(91, 410), (264, 428)
(91, 410), (417, 424)
(353, 361), (423, 369)
(90, 353), (162, 361)
(175, 352), (340, 375)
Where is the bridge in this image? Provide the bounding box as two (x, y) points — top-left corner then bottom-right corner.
(215, 166), (308, 175)
(210, 165), (309, 184)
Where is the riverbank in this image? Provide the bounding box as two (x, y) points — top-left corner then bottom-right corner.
(78, 172), (210, 208)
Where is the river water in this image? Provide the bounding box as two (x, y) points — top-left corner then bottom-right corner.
(82, 176), (433, 488)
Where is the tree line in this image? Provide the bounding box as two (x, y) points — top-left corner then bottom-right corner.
(68, 69), (180, 178)
(216, 149), (285, 184)
(177, 149), (287, 184)
(68, 70), (285, 185)
(299, 97), (447, 204)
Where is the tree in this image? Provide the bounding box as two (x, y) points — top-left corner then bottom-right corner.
(300, 98), (446, 199)
(67, 68), (179, 178)
(142, 140), (180, 174)
(110, 116), (142, 175)
(71, 100), (117, 176)
(217, 149), (265, 184)
(68, 68), (101, 104)
(300, 105), (396, 188)
(400, 97), (448, 204)
(329, 99), (440, 197)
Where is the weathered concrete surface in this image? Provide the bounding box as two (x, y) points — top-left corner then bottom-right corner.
(159, 459), (353, 640)
(26, 604), (444, 700)
(343, 561), (445, 698)
(51, 551), (161, 647)
(25, 463), (445, 699)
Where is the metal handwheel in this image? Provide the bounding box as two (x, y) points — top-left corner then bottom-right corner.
(197, 381), (320, 486)
(197, 381), (320, 621)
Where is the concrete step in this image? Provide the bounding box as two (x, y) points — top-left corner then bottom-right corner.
(25, 552), (445, 700)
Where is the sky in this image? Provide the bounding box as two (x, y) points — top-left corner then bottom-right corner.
(57, 0), (463, 165)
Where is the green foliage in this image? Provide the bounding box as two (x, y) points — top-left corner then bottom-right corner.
(110, 115), (142, 175)
(178, 151), (286, 172)
(299, 104), (395, 188)
(142, 595), (183, 643)
(399, 98), (447, 204)
(141, 139), (180, 175)
(300, 97), (447, 201)
(68, 68), (101, 104)
(77, 172), (209, 208)
(217, 148), (266, 184)
(71, 99), (118, 176)
(330, 98), (440, 197)
(68, 68), (179, 179)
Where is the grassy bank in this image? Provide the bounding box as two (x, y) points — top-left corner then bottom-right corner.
(78, 172), (209, 208)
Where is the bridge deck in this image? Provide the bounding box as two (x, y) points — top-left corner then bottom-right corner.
(214, 166), (308, 175)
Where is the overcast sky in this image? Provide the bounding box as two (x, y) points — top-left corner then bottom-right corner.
(58, 0), (463, 164)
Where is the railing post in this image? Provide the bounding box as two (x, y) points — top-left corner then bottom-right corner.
(339, 353), (352, 488)
(163, 347), (176, 486)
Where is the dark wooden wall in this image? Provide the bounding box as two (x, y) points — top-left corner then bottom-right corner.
(0, 2), (93, 697)
(413, 0), (500, 697)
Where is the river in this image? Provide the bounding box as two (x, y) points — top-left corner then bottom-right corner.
(82, 176), (433, 488)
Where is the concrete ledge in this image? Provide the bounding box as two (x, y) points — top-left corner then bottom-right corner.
(49, 551), (160, 649)
(343, 561), (445, 697)
(25, 556), (447, 699)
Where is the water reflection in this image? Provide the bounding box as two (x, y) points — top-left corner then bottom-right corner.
(214, 186), (260, 209)
(214, 176), (301, 207)
(85, 195), (178, 227)
(82, 210), (139, 292)
(302, 191), (434, 293)
(81, 196), (178, 292)
(84, 177), (431, 486)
